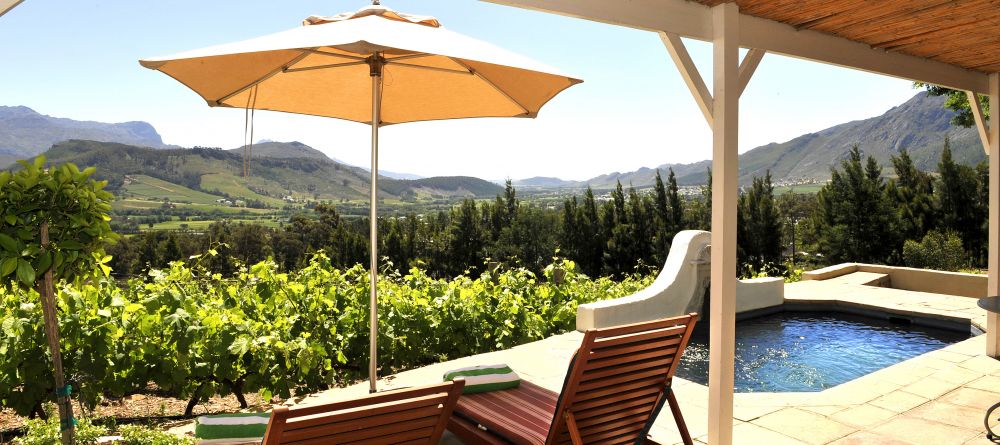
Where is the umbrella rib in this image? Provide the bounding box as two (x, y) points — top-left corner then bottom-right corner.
(300, 48), (368, 61)
(215, 51), (314, 105)
(285, 60), (369, 73)
(452, 59), (531, 116)
(385, 61), (474, 76)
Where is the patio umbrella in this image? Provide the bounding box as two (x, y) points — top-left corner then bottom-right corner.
(140, 1), (581, 393)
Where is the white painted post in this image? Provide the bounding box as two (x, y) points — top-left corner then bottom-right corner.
(709, 3), (739, 445)
(989, 72), (1000, 358)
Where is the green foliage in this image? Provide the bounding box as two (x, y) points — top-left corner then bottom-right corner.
(119, 425), (195, 445)
(0, 156), (117, 288)
(903, 230), (966, 272)
(887, 149), (936, 244)
(936, 139), (988, 265)
(0, 254), (652, 416)
(14, 416), (108, 445)
(738, 172), (783, 273)
(0, 280), (135, 416)
(917, 83), (990, 128)
(814, 146), (897, 264)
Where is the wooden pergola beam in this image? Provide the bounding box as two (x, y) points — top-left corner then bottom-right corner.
(482, 0), (990, 92)
(738, 48), (765, 97)
(969, 91), (990, 155)
(660, 32), (714, 127)
(708, 4), (740, 444)
(989, 73), (1000, 358)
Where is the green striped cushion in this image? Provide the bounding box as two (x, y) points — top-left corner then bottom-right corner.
(194, 412), (270, 440)
(444, 364), (520, 394)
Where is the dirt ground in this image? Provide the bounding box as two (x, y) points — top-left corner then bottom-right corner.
(0, 387), (269, 441)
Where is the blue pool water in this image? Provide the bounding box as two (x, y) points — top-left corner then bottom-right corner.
(674, 311), (970, 392)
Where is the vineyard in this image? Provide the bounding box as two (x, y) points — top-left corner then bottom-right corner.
(0, 253), (653, 419)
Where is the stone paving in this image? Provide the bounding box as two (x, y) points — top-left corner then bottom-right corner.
(287, 274), (1000, 444)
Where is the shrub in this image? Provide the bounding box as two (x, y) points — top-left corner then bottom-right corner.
(903, 230), (966, 271)
(14, 416), (107, 445)
(119, 425), (195, 445)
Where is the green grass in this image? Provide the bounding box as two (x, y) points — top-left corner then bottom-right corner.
(122, 175), (224, 205)
(147, 218), (283, 231)
(774, 183), (825, 195)
(200, 173), (288, 207)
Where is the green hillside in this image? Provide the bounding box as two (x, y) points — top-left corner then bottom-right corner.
(38, 140), (502, 211)
(585, 92), (982, 188)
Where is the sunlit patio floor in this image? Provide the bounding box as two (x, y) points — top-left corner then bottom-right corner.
(287, 278), (999, 445)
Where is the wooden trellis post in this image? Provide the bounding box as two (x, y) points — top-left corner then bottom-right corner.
(37, 221), (75, 445)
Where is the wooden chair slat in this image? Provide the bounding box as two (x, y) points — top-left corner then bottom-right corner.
(280, 405), (443, 442)
(287, 426), (436, 445)
(282, 395), (447, 432)
(294, 417), (440, 444)
(573, 376), (665, 403)
(570, 385), (663, 412)
(261, 380), (463, 445)
(574, 393), (659, 420)
(590, 325), (687, 350)
(576, 367), (668, 393)
(580, 356), (675, 382)
(575, 403), (658, 427)
(586, 346), (680, 370)
(587, 337), (682, 360)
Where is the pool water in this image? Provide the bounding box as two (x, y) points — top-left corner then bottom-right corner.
(674, 311), (970, 392)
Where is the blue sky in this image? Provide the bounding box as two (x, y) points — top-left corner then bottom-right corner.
(0, 0), (921, 180)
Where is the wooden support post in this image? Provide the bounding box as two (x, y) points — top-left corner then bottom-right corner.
(988, 72), (1000, 358)
(661, 32), (714, 127)
(738, 49), (765, 98)
(38, 222), (75, 445)
(969, 91), (990, 155)
(708, 3), (739, 445)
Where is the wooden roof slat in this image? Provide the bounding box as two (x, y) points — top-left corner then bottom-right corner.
(693, 0), (1000, 76)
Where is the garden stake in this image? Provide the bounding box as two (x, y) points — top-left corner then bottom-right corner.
(38, 221), (76, 445)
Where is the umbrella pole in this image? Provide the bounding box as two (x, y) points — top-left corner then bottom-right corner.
(368, 53), (383, 394)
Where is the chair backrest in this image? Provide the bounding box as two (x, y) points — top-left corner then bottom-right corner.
(545, 313), (699, 445)
(261, 380), (464, 445)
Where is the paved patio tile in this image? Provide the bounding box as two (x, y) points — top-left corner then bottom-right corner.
(960, 356), (1000, 374)
(925, 350), (977, 363)
(828, 431), (917, 445)
(830, 404), (898, 428)
(939, 387), (1000, 411)
(900, 377), (960, 399)
(870, 391), (930, 413)
(732, 403), (784, 422)
(730, 422), (805, 444)
(906, 400), (990, 431)
(871, 417), (980, 445)
(966, 375), (1000, 393)
(934, 364), (986, 386)
(798, 405), (848, 416)
(752, 408), (855, 444)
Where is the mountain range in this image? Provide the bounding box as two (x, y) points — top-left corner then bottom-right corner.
(0, 91), (987, 196)
(0, 105), (169, 167)
(573, 92), (982, 188)
(41, 140), (501, 205)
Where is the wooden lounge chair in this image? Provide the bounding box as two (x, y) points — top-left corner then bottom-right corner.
(260, 380), (464, 445)
(447, 314), (699, 445)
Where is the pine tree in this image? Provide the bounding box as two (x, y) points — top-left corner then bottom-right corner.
(936, 137), (987, 265)
(652, 170), (671, 264)
(580, 187), (604, 276)
(887, 148), (935, 246)
(737, 172), (782, 274)
(815, 146), (897, 264)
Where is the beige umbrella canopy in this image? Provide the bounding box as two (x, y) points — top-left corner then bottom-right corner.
(140, 2), (581, 393)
